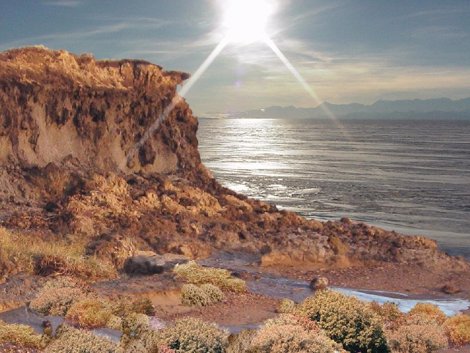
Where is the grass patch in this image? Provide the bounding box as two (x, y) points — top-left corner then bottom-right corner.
(174, 261), (246, 293)
(0, 227), (116, 281)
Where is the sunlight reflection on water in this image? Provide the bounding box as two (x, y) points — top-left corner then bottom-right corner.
(198, 118), (470, 258)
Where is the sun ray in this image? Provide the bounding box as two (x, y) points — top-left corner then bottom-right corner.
(125, 36), (229, 168)
(263, 36), (350, 139)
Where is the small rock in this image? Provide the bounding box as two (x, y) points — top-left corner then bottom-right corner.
(309, 276), (329, 291)
(441, 283), (461, 294)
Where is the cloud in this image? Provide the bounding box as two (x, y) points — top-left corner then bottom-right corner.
(43, 0), (82, 7)
(0, 18), (171, 51)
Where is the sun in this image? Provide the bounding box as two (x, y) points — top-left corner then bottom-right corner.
(222, 0), (276, 44)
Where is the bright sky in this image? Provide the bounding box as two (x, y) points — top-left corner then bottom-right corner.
(1, 0), (470, 115)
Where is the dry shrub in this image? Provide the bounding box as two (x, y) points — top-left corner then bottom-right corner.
(226, 330), (257, 353)
(106, 315), (123, 331)
(444, 314), (470, 346)
(65, 297), (113, 328)
(0, 227), (115, 281)
(181, 284), (211, 307)
(0, 320), (45, 349)
(249, 314), (342, 353)
(159, 317), (229, 353)
(370, 302), (405, 329)
(408, 303), (447, 325)
(181, 284), (225, 307)
(174, 261), (246, 293)
(201, 284), (225, 303)
(298, 289), (389, 353)
(386, 320), (447, 353)
(44, 324), (119, 353)
(30, 286), (85, 316)
(276, 298), (296, 314)
(120, 312), (160, 352)
(112, 297), (156, 317)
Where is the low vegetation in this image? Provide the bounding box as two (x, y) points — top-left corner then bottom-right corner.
(0, 227), (116, 281)
(0, 320), (45, 350)
(44, 324), (119, 353)
(249, 314), (343, 353)
(443, 314), (470, 346)
(386, 315), (447, 353)
(174, 261), (246, 292)
(30, 285), (85, 316)
(297, 290), (389, 353)
(159, 317), (229, 353)
(65, 297), (114, 328)
(408, 303), (447, 325)
(181, 284), (225, 307)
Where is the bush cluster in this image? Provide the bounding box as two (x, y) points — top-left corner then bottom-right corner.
(386, 318), (447, 353)
(181, 284), (225, 307)
(383, 303), (450, 353)
(65, 297), (114, 328)
(174, 261), (246, 293)
(443, 314), (470, 347)
(276, 298), (296, 314)
(30, 285), (85, 316)
(0, 320), (45, 350)
(159, 317), (229, 353)
(297, 290), (389, 353)
(44, 325), (119, 353)
(408, 303), (447, 325)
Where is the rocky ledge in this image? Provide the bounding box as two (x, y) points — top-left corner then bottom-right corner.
(0, 47), (468, 288)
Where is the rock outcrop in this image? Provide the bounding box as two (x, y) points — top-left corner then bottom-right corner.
(0, 47), (468, 278)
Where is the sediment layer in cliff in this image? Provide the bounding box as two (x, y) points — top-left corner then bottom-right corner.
(0, 47), (468, 281)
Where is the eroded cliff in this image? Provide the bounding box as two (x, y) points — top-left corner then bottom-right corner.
(0, 47), (468, 281)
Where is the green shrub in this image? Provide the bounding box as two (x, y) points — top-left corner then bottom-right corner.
(443, 314), (470, 347)
(65, 297), (113, 328)
(174, 261), (246, 293)
(44, 324), (119, 353)
(0, 320), (45, 349)
(159, 317), (229, 353)
(298, 290), (389, 353)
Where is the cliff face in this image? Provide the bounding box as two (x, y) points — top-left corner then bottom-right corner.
(0, 46), (200, 176)
(0, 47), (468, 275)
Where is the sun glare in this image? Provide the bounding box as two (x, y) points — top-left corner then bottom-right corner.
(222, 0), (275, 44)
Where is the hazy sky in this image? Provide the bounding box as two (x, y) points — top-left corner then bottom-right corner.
(2, 0), (470, 115)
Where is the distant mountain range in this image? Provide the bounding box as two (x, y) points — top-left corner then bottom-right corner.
(218, 98), (470, 120)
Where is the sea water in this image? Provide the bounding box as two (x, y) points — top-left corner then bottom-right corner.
(198, 118), (470, 259)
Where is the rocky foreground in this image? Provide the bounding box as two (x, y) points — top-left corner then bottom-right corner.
(0, 46), (469, 299)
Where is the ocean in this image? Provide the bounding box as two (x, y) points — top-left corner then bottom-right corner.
(198, 118), (470, 259)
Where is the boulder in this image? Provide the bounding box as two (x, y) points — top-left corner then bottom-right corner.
(309, 276), (329, 291)
(123, 252), (188, 276)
